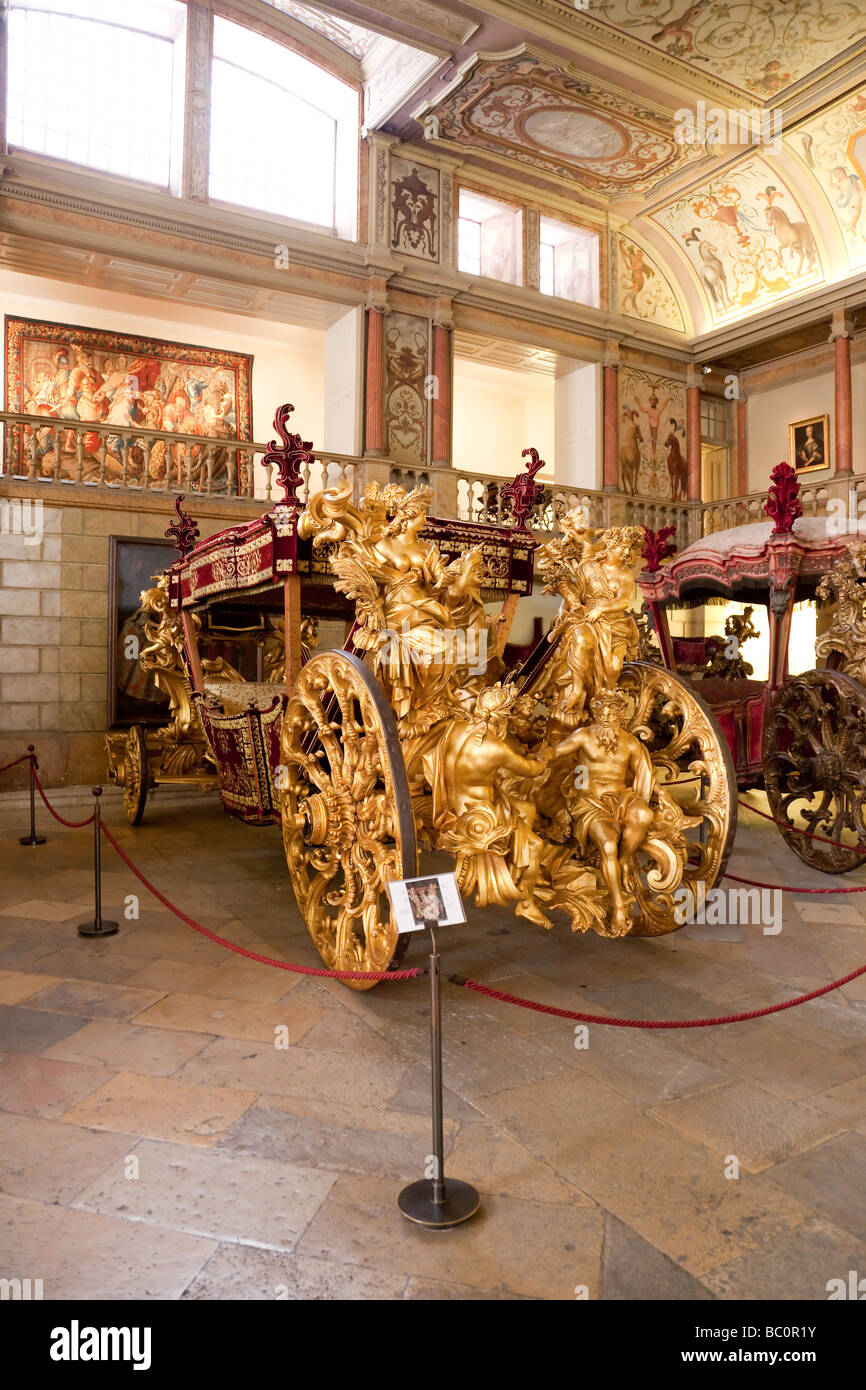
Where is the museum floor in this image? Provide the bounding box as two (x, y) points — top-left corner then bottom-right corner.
(1, 786), (865, 1302)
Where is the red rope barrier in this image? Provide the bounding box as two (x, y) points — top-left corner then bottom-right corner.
(32, 769), (94, 828)
(724, 869), (866, 894)
(457, 961), (866, 1028)
(738, 795), (866, 854)
(0, 753), (31, 776)
(99, 822), (421, 982)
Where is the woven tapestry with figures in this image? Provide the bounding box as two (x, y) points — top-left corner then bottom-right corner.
(4, 316), (252, 491)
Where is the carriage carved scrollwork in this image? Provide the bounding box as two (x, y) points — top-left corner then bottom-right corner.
(282, 479), (734, 973)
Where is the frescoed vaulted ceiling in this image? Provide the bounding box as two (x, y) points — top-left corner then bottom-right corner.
(589, 0), (866, 100)
(313, 0), (866, 341)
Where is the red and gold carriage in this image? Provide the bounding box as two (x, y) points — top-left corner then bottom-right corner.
(109, 406), (737, 985)
(640, 461), (866, 874)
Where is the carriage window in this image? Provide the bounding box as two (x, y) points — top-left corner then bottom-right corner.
(6, 0), (186, 188)
(209, 18), (358, 237)
(539, 216), (600, 307)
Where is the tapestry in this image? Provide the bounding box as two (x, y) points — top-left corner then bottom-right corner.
(618, 366), (687, 501)
(4, 316), (252, 488)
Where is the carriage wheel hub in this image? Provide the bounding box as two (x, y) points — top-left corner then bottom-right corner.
(300, 787), (356, 850)
(813, 751), (844, 792)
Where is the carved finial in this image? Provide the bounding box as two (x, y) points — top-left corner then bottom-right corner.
(264, 403), (315, 512)
(764, 461), (803, 535)
(641, 524), (678, 572)
(501, 446), (547, 530)
(165, 494), (200, 556)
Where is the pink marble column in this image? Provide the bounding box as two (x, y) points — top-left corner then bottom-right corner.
(834, 330), (853, 476)
(432, 323), (452, 465)
(603, 363), (618, 490)
(687, 383), (702, 501)
(736, 396), (747, 496)
(364, 307), (385, 456)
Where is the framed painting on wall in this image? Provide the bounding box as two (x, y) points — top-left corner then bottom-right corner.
(789, 414), (829, 473)
(4, 316), (253, 490)
(108, 537), (176, 729)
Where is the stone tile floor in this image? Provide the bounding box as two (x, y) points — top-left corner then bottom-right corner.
(1, 784), (865, 1300)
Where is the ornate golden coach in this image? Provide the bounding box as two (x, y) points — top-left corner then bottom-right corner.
(108, 406), (736, 986)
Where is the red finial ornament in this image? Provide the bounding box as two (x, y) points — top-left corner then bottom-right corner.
(764, 461), (803, 535)
(165, 494), (200, 556)
(264, 403), (315, 512)
(502, 447), (547, 529)
(641, 524), (678, 571)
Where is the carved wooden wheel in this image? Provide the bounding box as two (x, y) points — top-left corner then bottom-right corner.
(763, 668), (866, 874)
(123, 724), (148, 826)
(281, 650), (417, 989)
(619, 662), (737, 936)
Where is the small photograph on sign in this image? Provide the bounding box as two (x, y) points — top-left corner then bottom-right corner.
(387, 873), (466, 934)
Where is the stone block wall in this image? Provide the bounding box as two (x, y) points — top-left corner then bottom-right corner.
(0, 492), (260, 788)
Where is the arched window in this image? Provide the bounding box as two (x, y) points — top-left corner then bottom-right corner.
(209, 18), (358, 238)
(6, 0), (187, 188)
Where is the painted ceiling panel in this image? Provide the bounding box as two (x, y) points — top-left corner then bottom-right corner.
(591, 0), (866, 99)
(652, 156), (825, 325)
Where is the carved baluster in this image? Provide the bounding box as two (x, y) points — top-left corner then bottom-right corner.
(204, 445), (214, 495)
(120, 435), (129, 488)
(225, 448), (235, 497)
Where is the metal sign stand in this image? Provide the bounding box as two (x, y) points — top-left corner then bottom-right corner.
(398, 922), (480, 1229)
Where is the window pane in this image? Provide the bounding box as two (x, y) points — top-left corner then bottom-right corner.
(539, 215), (599, 306)
(458, 189), (521, 285)
(540, 243), (555, 296)
(458, 218), (481, 275)
(209, 18), (355, 231)
(7, 4), (181, 186)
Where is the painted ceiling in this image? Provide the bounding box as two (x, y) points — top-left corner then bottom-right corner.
(246, 0), (866, 340)
(591, 0), (866, 100)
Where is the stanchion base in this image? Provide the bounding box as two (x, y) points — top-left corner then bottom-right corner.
(77, 920), (119, 938)
(19, 836), (46, 846)
(398, 1178), (480, 1229)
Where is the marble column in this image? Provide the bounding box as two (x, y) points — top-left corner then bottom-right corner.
(364, 307), (385, 456)
(832, 311), (853, 476)
(603, 361), (619, 490)
(431, 323), (452, 465)
(686, 370), (702, 501)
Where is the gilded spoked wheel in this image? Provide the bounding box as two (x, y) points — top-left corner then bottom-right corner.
(619, 662), (737, 936)
(280, 650), (417, 989)
(123, 724), (148, 826)
(763, 668), (866, 874)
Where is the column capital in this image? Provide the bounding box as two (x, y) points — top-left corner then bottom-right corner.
(830, 307), (856, 340)
(686, 365), (703, 390)
(602, 340), (620, 370)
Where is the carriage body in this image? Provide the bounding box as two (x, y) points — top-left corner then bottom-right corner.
(639, 481), (866, 874)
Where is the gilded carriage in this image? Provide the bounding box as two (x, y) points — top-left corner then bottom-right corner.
(112, 405), (736, 986)
(640, 461), (866, 875)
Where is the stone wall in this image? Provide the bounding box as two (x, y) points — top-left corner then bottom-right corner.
(0, 490), (261, 788)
